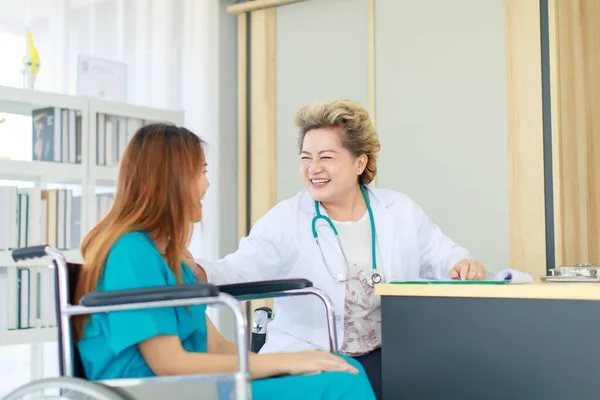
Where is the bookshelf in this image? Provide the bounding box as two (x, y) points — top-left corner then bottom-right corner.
(87, 98), (185, 226)
(0, 85), (185, 347)
(0, 327), (57, 346)
(0, 159), (84, 183)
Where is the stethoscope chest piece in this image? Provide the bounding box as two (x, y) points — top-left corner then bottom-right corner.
(369, 272), (382, 287)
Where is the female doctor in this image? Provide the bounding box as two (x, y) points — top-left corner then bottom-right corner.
(194, 99), (486, 400)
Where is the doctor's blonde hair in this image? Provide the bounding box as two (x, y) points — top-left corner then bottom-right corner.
(72, 123), (206, 341)
(295, 99), (381, 185)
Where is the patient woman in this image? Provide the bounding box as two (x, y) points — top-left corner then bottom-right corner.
(72, 123), (375, 399)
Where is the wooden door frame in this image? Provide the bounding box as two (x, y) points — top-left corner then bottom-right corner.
(228, 0), (310, 342)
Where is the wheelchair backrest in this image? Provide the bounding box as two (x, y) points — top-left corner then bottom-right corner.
(53, 261), (87, 379)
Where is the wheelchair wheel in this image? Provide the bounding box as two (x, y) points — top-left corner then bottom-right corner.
(2, 376), (134, 400)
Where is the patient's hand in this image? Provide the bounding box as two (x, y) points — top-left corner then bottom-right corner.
(281, 351), (359, 376)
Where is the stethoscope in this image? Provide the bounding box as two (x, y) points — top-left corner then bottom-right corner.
(311, 184), (382, 287)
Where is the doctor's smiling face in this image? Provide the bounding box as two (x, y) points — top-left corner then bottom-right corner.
(300, 127), (367, 204)
(296, 99), (380, 208)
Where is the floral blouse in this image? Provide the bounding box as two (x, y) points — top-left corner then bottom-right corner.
(332, 212), (382, 357)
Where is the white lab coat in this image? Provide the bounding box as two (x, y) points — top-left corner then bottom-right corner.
(198, 186), (472, 354)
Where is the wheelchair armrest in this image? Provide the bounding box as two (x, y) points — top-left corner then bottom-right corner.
(218, 279), (313, 297)
(80, 283), (220, 307)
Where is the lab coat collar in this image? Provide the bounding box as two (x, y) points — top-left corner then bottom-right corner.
(298, 184), (396, 281)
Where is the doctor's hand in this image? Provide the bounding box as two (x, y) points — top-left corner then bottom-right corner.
(449, 258), (486, 280)
(181, 249), (208, 282)
(281, 351), (359, 376)
(181, 249), (197, 270)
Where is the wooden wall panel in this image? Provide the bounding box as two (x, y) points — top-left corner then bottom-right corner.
(247, 7), (277, 323)
(228, 0), (307, 14)
(237, 13), (248, 240)
(552, 0), (600, 266)
(249, 8), (277, 227)
(504, 0), (548, 277)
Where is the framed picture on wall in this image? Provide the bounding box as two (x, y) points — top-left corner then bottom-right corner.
(76, 55), (127, 103)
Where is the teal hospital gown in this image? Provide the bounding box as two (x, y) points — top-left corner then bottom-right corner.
(78, 231), (376, 400)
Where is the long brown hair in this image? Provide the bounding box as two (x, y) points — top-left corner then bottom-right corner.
(72, 123), (206, 341)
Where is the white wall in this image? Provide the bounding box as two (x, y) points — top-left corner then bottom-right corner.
(275, 0), (369, 202)
(375, 0), (509, 271)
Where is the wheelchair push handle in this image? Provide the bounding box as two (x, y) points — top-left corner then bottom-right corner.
(12, 245), (50, 261)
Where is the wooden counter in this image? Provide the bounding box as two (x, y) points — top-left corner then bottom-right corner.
(375, 280), (600, 300)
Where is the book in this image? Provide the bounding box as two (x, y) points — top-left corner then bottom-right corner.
(32, 107), (82, 163)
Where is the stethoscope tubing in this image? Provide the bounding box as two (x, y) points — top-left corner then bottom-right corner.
(312, 184), (381, 286)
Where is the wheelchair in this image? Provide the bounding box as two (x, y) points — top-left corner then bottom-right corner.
(2, 245), (339, 400)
